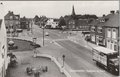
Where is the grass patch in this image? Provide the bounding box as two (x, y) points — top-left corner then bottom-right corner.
(7, 39), (35, 51)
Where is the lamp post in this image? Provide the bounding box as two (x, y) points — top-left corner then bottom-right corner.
(42, 23), (45, 46)
(31, 20), (33, 34)
(62, 54), (65, 68)
(33, 37), (37, 57)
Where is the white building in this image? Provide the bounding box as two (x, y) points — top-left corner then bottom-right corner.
(0, 3), (10, 77)
(46, 18), (59, 28)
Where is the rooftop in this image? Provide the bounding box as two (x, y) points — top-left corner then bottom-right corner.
(93, 46), (117, 54)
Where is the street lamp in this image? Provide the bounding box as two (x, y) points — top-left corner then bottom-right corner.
(62, 54), (65, 68)
(31, 20), (33, 34)
(42, 23), (45, 46)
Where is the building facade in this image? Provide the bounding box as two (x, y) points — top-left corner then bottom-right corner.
(104, 11), (119, 51)
(66, 6), (97, 31)
(4, 11), (20, 33)
(0, 3), (10, 77)
(46, 18), (59, 28)
(20, 16), (30, 29)
(67, 6), (77, 30)
(90, 10), (119, 51)
(76, 19), (90, 31)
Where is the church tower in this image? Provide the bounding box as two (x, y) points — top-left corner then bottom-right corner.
(72, 5), (76, 16)
(71, 5), (76, 19)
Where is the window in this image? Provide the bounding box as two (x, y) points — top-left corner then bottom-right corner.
(10, 16), (13, 19)
(114, 44), (117, 51)
(91, 35), (95, 42)
(107, 28), (111, 38)
(16, 16), (18, 19)
(97, 27), (102, 33)
(91, 26), (95, 32)
(112, 29), (116, 39)
(0, 19), (2, 29)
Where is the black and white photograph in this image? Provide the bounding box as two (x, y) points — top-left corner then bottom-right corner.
(0, 1), (119, 77)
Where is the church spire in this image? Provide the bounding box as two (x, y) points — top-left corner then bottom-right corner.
(72, 5), (76, 16)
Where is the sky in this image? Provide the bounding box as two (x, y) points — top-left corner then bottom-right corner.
(1, 1), (119, 18)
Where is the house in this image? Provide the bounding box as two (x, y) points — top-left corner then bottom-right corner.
(67, 6), (77, 30)
(33, 15), (40, 25)
(4, 11), (20, 33)
(65, 6), (98, 31)
(0, 3), (10, 77)
(20, 16), (30, 29)
(90, 10), (119, 51)
(39, 16), (48, 28)
(76, 19), (90, 31)
(89, 19), (99, 44)
(104, 10), (119, 51)
(45, 18), (59, 28)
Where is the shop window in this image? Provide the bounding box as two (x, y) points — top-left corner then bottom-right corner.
(114, 45), (117, 51)
(91, 35), (95, 42)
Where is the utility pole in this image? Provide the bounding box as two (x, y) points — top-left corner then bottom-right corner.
(31, 20), (33, 34)
(42, 23), (45, 46)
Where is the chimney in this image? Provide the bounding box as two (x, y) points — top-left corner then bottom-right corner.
(103, 14), (105, 17)
(110, 10), (115, 14)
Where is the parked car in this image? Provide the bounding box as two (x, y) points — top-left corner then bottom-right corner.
(85, 36), (91, 41)
(45, 32), (49, 36)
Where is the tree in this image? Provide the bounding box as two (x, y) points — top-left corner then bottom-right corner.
(58, 16), (66, 28)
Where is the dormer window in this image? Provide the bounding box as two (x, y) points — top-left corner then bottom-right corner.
(100, 19), (105, 22)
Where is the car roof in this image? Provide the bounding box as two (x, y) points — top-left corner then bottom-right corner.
(93, 47), (117, 54)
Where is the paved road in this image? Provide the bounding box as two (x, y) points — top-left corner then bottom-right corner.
(31, 24), (118, 77)
(56, 40), (117, 77)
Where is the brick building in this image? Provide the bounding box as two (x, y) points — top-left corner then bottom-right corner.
(90, 10), (119, 51)
(4, 11), (20, 33)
